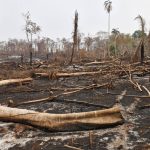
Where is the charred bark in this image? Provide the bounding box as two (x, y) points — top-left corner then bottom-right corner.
(70, 11), (78, 64)
(140, 41), (144, 64)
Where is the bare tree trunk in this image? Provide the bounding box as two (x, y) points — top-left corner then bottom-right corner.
(107, 13), (111, 57)
(21, 53), (24, 64)
(26, 30), (30, 43)
(51, 48), (53, 56)
(70, 44), (75, 64)
(29, 43), (32, 66)
(0, 106), (123, 131)
(29, 33), (33, 66)
(70, 11), (78, 64)
(108, 13), (110, 38)
(141, 41), (144, 64)
(132, 39), (144, 63)
(34, 71), (102, 79)
(46, 53), (49, 61)
(25, 31), (33, 65)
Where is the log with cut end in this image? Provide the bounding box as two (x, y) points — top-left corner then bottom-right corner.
(0, 106), (123, 131)
(0, 78), (33, 86)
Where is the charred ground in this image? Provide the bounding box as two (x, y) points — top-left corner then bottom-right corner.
(0, 59), (149, 150)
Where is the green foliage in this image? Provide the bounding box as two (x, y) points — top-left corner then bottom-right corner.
(132, 30), (146, 39)
(109, 44), (115, 55)
(111, 28), (120, 35)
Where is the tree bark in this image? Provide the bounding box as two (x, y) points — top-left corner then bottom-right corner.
(70, 11), (78, 64)
(33, 71), (102, 79)
(29, 43), (33, 66)
(141, 41), (144, 64)
(21, 53), (24, 64)
(0, 106), (123, 131)
(0, 78), (32, 86)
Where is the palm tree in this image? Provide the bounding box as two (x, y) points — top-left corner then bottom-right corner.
(111, 28), (120, 35)
(135, 15), (146, 64)
(104, 0), (112, 57)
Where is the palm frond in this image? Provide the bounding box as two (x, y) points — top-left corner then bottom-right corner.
(135, 15), (145, 35)
(104, 0), (112, 13)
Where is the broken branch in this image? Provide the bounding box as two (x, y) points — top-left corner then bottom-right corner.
(0, 78), (32, 86)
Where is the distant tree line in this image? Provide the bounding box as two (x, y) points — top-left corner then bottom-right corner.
(0, 2), (150, 64)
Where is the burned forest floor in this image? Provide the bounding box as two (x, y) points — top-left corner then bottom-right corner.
(0, 59), (149, 150)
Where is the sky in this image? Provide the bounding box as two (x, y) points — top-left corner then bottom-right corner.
(0, 0), (149, 41)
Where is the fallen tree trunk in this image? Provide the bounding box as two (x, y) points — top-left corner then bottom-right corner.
(33, 71), (101, 79)
(0, 78), (32, 86)
(0, 106), (123, 131)
(84, 59), (119, 66)
(33, 67), (150, 79)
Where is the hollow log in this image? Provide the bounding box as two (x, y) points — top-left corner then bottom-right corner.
(0, 106), (123, 131)
(0, 78), (33, 86)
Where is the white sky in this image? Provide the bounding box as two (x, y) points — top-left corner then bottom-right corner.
(0, 0), (149, 41)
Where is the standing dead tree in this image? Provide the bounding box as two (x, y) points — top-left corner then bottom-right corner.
(133, 15), (146, 64)
(23, 11), (41, 66)
(70, 10), (78, 64)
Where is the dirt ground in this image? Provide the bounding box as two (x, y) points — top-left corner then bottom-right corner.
(0, 61), (149, 150)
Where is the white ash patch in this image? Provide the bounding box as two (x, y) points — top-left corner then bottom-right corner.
(0, 132), (31, 150)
